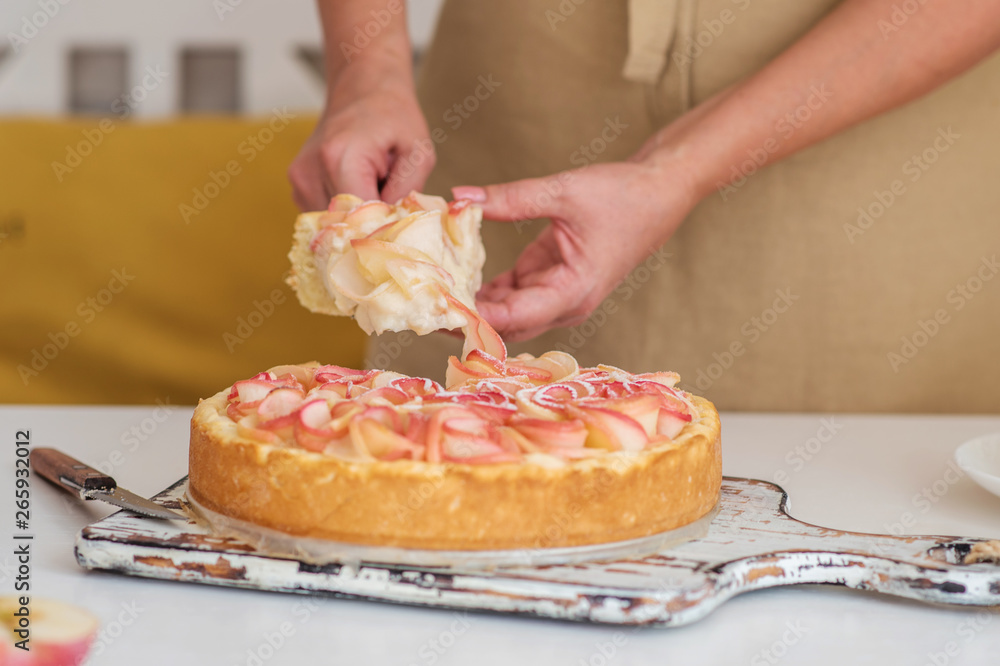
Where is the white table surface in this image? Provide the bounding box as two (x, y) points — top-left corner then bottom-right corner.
(2, 405), (999, 665)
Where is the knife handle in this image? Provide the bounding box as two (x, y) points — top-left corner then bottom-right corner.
(31, 448), (116, 497)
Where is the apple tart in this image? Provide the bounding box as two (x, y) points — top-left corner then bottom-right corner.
(189, 193), (721, 550)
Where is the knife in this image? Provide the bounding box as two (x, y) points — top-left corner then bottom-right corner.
(31, 447), (188, 520)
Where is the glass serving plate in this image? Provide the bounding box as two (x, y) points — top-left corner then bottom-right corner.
(187, 493), (720, 571)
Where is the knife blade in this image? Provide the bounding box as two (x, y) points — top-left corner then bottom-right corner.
(31, 447), (188, 520)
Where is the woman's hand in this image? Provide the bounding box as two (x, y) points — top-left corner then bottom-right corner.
(288, 58), (433, 210)
(455, 155), (698, 342)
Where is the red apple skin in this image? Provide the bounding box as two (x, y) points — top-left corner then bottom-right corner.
(0, 597), (99, 666)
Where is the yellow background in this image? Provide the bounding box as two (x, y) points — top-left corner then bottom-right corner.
(0, 117), (365, 404)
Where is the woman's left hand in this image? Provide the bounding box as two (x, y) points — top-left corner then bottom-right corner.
(453, 157), (698, 342)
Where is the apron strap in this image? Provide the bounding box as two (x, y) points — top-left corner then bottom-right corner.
(623, 0), (696, 111)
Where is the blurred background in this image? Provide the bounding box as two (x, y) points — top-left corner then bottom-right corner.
(0, 0), (444, 404)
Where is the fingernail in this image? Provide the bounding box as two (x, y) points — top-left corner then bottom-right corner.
(452, 186), (487, 203)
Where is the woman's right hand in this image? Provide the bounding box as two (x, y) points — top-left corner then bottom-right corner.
(288, 62), (434, 211)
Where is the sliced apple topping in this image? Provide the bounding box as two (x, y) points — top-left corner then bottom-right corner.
(225, 357), (697, 464)
(294, 191), (485, 335)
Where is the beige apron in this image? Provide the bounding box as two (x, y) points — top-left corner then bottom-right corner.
(370, 0), (1000, 413)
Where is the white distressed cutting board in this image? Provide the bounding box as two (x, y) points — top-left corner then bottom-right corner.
(74, 477), (1000, 626)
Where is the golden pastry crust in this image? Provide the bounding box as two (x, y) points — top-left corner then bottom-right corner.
(188, 390), (721, 550)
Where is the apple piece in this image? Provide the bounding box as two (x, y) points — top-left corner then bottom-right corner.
(398, 191), (448, 213)
(384, 256), (455, 299)
(445, 354), (503, 389)
(464, 349), (505, 374)
(634, 370), (680, 388)
(514, 387), (565, 421)
(343, 201), (393, 234)
(256, 387), (305, 425)
(357, 386), (409, 406)
(503, 361), (552, 383)
(371, 371), (408, 388)
(447, 199), (472, 216)
(293, 399), (347, 452)
(357, 405), (402, 433)
(328, 251), (375, 303)
(230, 379), (275, 405)
(471, 378), (533, 396)
(314, 367), (377, 385)
(511, 417), (588, 449)
(443, 293), (507, 363)
(316, 381), (351, 399)
(0, 597), (98, 666)
(308, 213), (348, 255)
(225, 402), (254, 422)
(589, 394), (662, 438)
(237, 415), (280, 443)
(383, 211), (447, 265)
(351, 238), (440, 284)
(405, 412), (429, 445)
(439, 419), (517, 462)
(597, 381), (630, 399)
(390, 376), (443, 397)
(424, 407), (474, 463)
(297, 399), (332, 430)
(657, 409), (691, 439)
(566, 404), (649, 452)
(444, 198), (481, 246)
(353, 418), (422, 460)
(328, 193), (364, 212)
(513, 351), (579, 383)
(266, 364), (316, 388)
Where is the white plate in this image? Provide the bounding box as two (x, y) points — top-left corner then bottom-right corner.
(955, 433), (1000, 498)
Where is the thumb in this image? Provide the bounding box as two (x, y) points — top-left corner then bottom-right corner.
(452, 175), (565, 222)
(380, 143), (436, 204)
